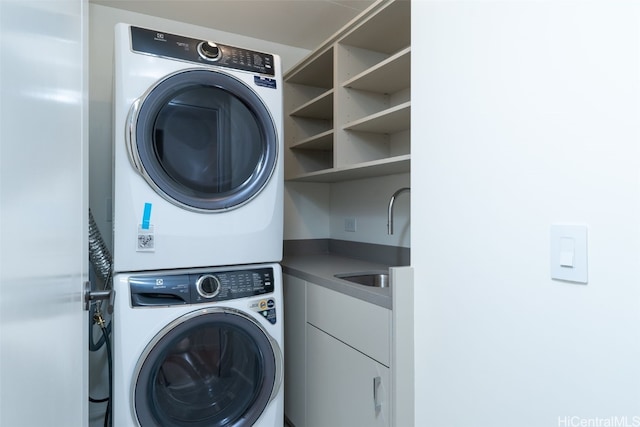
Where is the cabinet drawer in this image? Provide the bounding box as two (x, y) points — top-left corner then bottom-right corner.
(307, 283), (390, 366)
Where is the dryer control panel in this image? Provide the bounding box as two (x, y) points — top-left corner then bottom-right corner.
(129, 267), (275, 307)
(130, 26), (275, 76)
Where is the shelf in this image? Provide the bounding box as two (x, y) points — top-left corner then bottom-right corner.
(342, 47), (410, 94)
(290, 130), (334, 151)
(286, 46), (334, 88)
(343, 101), (410, 134)
(286, 154), (410, 183)
(284, 0), (410, 184)
(290, 89), (334, 120)
(339, 0), (410, 55)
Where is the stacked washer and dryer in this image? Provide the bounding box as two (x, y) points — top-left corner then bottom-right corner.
(110, 23), (284, 427)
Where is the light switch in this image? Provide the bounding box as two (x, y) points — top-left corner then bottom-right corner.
(550, 225), (588, 283)
(558, 237), (575, 267)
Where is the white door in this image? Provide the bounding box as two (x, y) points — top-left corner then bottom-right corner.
(0, 1), (88, 426)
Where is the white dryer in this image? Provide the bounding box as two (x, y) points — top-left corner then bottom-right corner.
(112, 263), (283, 427)
(112, 24), (283, 273)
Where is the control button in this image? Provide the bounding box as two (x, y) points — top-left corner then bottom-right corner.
(197, 41), (221, 61)
(196, 274), (221, 298)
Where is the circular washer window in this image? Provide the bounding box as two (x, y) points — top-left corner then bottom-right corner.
(133, 309), (280, 427)
(131, 69), (278, 212)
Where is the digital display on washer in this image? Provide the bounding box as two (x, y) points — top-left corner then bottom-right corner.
(129, 26), (275, 76)
(129, 268), (274, 307)
(192, 268), (275, 303)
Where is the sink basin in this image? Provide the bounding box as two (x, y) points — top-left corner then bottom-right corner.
(334, 271), (389, 288)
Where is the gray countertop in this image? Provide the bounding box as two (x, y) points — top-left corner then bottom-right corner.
(281, 254), (392, 309)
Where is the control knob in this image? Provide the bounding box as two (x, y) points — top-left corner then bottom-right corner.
(198, 41), (221, 61)
(196, 274), (221, 298)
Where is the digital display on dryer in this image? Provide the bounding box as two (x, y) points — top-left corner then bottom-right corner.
(130, 26), (276, 76)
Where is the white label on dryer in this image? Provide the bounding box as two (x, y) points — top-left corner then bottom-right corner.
(137, 225), (155, 252)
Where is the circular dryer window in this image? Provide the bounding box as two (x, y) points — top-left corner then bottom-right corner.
(129, 69), (278, 212)
(133, 309), (280, 427)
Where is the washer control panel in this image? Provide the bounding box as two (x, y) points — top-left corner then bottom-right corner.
(130, 26), (275, 76)
(129, 267), (275, 307)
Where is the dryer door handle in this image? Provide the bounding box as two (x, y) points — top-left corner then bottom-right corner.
(125, 98), (144, 175)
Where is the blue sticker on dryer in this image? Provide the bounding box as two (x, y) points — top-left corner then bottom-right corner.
(141, 202), (152, 230)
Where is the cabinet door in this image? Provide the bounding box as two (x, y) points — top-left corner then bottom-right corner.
(306, 324), (390, 427)
(283, 274), (307, 426)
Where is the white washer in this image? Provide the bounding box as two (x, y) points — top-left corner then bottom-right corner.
(112, 263), (283, 427)
(113, 23), (283, 273)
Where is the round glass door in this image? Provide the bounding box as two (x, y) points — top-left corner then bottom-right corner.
(130, 69), (278, 212)
(133, 309), (280, 427)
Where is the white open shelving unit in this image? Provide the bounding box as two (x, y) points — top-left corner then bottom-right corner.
(284, 0), (411, 182)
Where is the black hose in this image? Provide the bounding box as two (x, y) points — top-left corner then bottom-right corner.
(100, 323), (113, 427)
(89, 302), (112, 352)
(87, 208), (114, 426)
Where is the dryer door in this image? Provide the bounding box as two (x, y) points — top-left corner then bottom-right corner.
(133, 309), (281, 427)
(128, 69), (278, 212)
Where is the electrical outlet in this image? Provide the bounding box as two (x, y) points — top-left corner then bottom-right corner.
(344, 217), (356, 232)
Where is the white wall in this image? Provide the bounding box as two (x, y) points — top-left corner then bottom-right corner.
(330, 173), (410, 247)
(284, 172), (410, 248)
(413, 1), (640, 425)
(284, 182), (331, 240)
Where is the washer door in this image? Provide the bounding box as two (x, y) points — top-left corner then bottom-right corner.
(127, 69), (278, 212)
(133, 308), (281, 427)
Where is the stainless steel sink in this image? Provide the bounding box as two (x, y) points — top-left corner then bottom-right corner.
(334, 271), (389, 288)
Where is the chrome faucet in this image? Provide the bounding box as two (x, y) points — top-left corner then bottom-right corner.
(387, 187), (410, 235)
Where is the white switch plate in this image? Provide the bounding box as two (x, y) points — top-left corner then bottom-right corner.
(550, 224), (588, 283)
(344, 217), (356, 232)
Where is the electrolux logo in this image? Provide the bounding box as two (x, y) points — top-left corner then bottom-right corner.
(558, 416), (640, 427)
(154, 32), (167, 42)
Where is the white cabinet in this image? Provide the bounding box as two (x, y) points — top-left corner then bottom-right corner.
(306, 281), (391, 427)
(284, 0), (411, 182)
(306, 282), (391, 366)
(306, 325), (390, 427)
(283, 274), (307, 427)
(283, 273), (392, 427)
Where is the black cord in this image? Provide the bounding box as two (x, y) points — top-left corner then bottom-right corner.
(88, 300), (113, 427)
(88, 306), (110, 414)
(89, 303), (112, 352)
(100, 323), (113, 427)
(89, 271), (112, 352)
